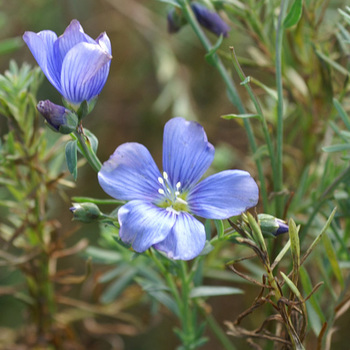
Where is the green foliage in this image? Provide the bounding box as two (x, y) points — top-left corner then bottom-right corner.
(3, 1), (350, 349)
(283, 0), (303, 28)
(65, 139), (78, 180)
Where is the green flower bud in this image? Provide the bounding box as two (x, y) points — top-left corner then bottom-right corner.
(258, 214), (289, 238)
(70, 203), (102, 223)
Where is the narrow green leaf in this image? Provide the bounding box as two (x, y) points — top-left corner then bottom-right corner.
(148, 290), (179, 316)
(214, 219), (224, 238)
(247, 212), (267, 252)
(333, 98), (350, 130)
(322, 233), (344, 288)
(0, 37), (23, 55)
(322, 143), (350, 153)
(288, 219), (300, 283)
(221, 113), (261, 120)
(339, 8), (350, 25)
(250, 77), (278, 100)
(65, 140), (78, 180)
(99, 265), (129, 283)
(280, 272), (302, 299)
(100, 268), (138, 303)
(271, 239), (291, 271)
(71, 196), (125, 205)
(315, 50), (350, 76)
(299, 266), (325, 323)
(158, 0), (181, 7)
(190, 286), (243, 298)
(301, 207), (337, 264)
(305, 301), (322, 336)
(85, 246), (123, 263)
(205, 35), (223, 66)
(283, 0), (303, 28)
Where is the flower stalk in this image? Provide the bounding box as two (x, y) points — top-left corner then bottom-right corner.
(275, 0), (289, 217)
(73, 127), (102, 173)
(178, 0), (269, 211)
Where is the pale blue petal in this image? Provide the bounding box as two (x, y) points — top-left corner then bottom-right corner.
(188, 170), (259, 219)
(118, 200), (176, 252)
(162, 117), (215, 190)
(23, 30), (61, 92)
(154, 212), (206, 260)
(56, 19), (95, 64)
(98, 143), (163, 202)
(96, 32), (112, 55)
(90, 32), (112, 95)
(60, 42), (112, 103)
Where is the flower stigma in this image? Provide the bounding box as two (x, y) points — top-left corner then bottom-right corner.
(157, 172), (189, 213)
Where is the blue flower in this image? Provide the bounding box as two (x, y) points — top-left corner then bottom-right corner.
(23, 19), (112, 106)
(191, 3), (230, 37)
(98, 118), (259, 260)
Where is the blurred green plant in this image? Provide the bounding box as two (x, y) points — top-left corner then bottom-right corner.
(0, 62), (142, 349)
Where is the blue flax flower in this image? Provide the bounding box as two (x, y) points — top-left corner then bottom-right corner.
(98, 118), (259, 260)
(23, 19), (112, 106)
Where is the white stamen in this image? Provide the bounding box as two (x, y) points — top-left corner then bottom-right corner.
(176, 197), (188, 205)
(158, 189), (165, 195)
(176, 182), (181, 189)
(175, 191), (180, 196)
(163, 171), (168, 180)
(167, 188), (171, 194)
(158, 177), (164, 184)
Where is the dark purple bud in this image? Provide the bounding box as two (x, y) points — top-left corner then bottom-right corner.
(275, 219), (289, 235)
(37, 100), (78, 134)
(191, 3), (230, 37)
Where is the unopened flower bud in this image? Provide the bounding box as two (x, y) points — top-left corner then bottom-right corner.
(167, 8), (183, 34)
(70, 203), (102, 223)
(191, 3), (230, 37)
(37, 100), (78, 134)
(258, 214), (289, 238)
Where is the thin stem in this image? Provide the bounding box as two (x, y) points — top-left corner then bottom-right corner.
(74, 128), (102, 173)
(147, 251), (182, 310)
(179, 260), (195, 349)
(230, 47), (275, 211)
(180, 0), (268, 210)
(275, 0), (289, 217)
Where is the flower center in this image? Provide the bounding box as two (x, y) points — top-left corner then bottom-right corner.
(157, 172), (189, 213)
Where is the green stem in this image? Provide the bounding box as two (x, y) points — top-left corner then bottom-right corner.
(148, 253), (199, 349)
(147, 251), (182, 311)
(275, 0), (289, 217)
(230, 47), (275, 212)
(180, 0), (269, 210)
(179, 260), (195, 349)
(74, 129), (102, 172)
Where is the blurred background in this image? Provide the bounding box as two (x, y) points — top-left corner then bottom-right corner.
(1, 0), (350, 349)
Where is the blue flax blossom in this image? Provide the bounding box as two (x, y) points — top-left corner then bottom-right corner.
(23, 19), (112, 107)
(98, 118), (259, 260)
